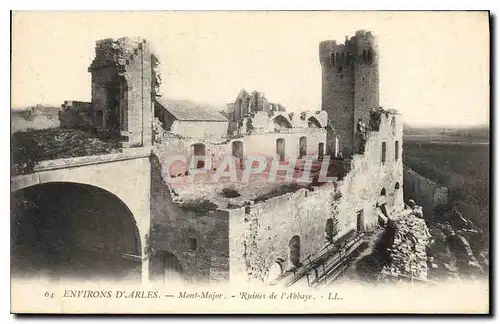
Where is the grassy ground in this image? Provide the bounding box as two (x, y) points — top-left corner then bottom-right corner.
(11, 128), (122, 175)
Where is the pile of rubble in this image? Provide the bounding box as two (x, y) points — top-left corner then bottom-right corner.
(380, 209), (432, 281)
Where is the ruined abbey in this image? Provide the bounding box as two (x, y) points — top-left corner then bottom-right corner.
(12, 30), (411, 286)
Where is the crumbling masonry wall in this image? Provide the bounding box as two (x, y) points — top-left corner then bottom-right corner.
(149, 155), (230, 283)
(380, 210), (432, 281)
(228, 114), (404, 283)
(403, 167), (448, 219)
(59, 101), (93, 129)
(89, 37), (155, 146)
(153, 118), (327, 176)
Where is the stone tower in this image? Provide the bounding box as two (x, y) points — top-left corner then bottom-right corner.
(88, 37), (161, 147)
(319, 30), (379, 156)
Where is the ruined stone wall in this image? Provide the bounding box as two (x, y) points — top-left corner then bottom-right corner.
(228, 185), (343, 282)
(227, 110), (404, 283)
(170, 120), (229, 140)
(403, 167), (449, 219)
(380, 210), (432, 281)
(154, 118), (327, 175)
(149, 156), (230, 283)
(89, 37), (154, 146)
(59, 101), (93, 129)
(242, 131), (327, 161)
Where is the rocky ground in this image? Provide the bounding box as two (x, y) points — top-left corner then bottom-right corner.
(334, 205), (488, 286)
(379, 210), (432, 281)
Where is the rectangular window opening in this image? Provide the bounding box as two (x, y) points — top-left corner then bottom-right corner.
(381, 142), (387, 164)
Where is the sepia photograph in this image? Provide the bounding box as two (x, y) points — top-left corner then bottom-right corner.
(9, 10), (490, 314)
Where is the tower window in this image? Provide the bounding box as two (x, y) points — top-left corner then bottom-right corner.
(330, 53), (335, 66)
(381, 142), (387, 164)
(391, 116), (396, 135)
(368, 49), (374, 64)
(395, 141), (399, 161)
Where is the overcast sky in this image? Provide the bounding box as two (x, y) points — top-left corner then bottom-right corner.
(12, 11), (489, 126)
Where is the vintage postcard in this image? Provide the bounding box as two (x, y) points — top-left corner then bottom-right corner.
(10, 11), (490, 314)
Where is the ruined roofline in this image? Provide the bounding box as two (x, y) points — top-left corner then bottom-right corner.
(319, 29), (375, 47)
(95, 36), (147, 45)
(376, 106), (400, 115)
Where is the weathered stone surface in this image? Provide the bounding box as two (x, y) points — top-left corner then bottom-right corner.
(379, 207), (432, 281)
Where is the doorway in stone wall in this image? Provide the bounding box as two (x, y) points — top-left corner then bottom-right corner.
(356, 210), (364, 232)
(192, 143), (206, 169)
(276, 138), (285, 161)
(377, 188), (389, 224)
(232, 141), (244, 169)
(318, 142), (325, 159)
(150, 251), (184, 285)
(105, 81), (120, 135)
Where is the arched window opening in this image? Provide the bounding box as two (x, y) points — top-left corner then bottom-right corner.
(299, 136), (307, 158)
(330, 53), (335, 66)
(391, 116), (396, 135)
(362, 50), (367, 62)
(307, 116), (322, 128)
(276, 138), (285, 161)
(318, 142), (325, 158)
(395, 182), (400, 190)
(273, 115), (293, 128)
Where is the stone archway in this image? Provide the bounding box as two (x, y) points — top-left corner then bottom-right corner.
(273, 115), (293, 129)
(149, 250), (185, 285)
(307, 116), (322, 128)
(11, 182), (142, 281)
